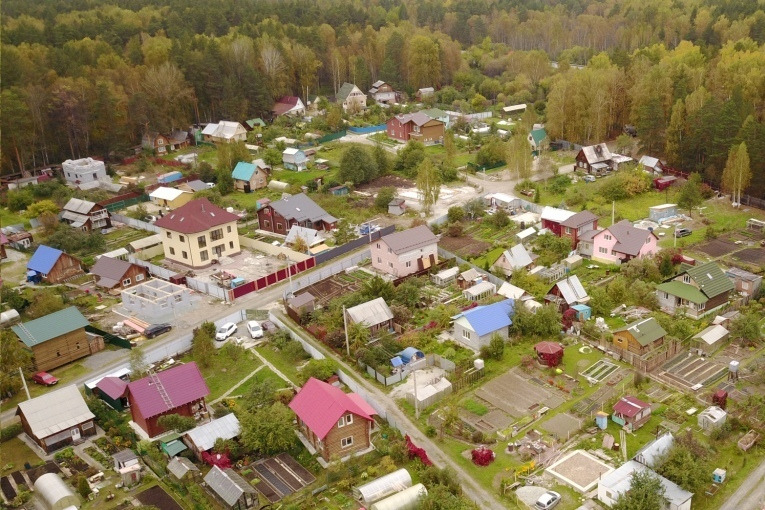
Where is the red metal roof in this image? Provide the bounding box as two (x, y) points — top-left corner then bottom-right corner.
(127, 362), (210, 419)
(154, 198), (239, 234)
(613, 396), (650, 417)
(534, 341), (563, 354)
(288, 378), (376, 439)
(96, 376), (128, 400)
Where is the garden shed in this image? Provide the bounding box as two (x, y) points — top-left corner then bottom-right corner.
(370, 484), (427, 510)
(431, 266), (459, 286)
(168, 456), (199, 480)
(463, 281), (496, 302)
(534, 341), (564, 367)
(33, 473), (79, 510)
(698, 406), (727, 431)
(571, 304), (592, 321)
(353, 468), (412, 505)
(693, 324), (729, 355)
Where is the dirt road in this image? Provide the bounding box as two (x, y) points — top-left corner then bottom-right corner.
(718, 457), (765, 510)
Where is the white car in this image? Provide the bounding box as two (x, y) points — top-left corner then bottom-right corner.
(535, 491), (561, 510)
(247, 321), (264, 339)
(215, 322), (237, 341)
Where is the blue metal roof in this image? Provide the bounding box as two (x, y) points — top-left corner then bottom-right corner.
(459, 299), (514, 337)
(397, 347), (424, 363)
(231, 161), (256, 181)
(27, 245), (64, 274)
(571, 304), (591, 311)
(390, 356), (403, 367)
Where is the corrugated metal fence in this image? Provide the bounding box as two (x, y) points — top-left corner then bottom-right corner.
(347, 124), (387, 134)
(314, 225), (395, 265)
(111, 213), (160, 233)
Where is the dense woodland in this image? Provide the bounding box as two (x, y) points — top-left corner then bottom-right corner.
(3, 0), (765, 195)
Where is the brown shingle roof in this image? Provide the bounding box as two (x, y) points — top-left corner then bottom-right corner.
(154, 198), (239, 234)
(560, 210), (598, 228)
(380, 225), (438, 255)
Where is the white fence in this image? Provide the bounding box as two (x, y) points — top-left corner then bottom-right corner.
(127, 256), (230, 302)
(111, 213), (160, 233)
(283, 249), (370, 298)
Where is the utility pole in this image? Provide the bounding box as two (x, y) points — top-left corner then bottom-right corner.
(19, 367), (30, 400)
(343, 305), (350, 357)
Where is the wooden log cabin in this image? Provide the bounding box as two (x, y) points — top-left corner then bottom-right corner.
(26, 245), (84, 284)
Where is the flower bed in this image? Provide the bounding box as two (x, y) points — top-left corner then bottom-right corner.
(84, 446), (111, 469)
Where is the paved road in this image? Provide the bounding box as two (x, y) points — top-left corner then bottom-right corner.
(277, 312), (507, 509)
(719, 457), (765, 510)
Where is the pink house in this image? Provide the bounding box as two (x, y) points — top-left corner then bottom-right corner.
(371, 225), (438, 277)
(579, 220), (658, 264)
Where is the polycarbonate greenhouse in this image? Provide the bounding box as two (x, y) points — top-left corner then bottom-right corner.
(352, 468), (412, 505)
(369, 483), (428, 510)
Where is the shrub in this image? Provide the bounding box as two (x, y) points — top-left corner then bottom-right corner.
(0, 423), (22, 442)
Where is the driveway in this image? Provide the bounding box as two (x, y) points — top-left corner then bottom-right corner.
(718, 457), (765, 510)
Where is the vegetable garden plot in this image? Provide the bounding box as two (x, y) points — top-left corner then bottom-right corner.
(580, 360), (619, 383)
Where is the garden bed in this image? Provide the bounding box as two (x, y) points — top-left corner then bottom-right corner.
(136, 485), (183, 510)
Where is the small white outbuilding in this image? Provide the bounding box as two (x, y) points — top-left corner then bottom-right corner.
(698, 406), (727, 431)
(353, 468), (412, 506)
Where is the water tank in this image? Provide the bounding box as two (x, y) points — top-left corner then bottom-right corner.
(474, 359), (485, 370)
(729, 360), (740, 373)
(0, 309), (20, 325)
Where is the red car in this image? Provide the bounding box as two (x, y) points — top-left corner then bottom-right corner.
(32, 372), (59, 386)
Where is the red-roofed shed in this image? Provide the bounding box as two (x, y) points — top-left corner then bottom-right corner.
(289, 377), (376, 461)
(95, 377), (129, 411)
(127, 362), (210, 437)
(534, 341), (564, 367)
(612, 396), (651, 431)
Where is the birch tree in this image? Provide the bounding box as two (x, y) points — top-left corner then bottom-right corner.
(721, 142), (751, 207)
(416, 158), (441, 216)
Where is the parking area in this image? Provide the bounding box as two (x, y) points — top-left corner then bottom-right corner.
(660, 354), (727, 389)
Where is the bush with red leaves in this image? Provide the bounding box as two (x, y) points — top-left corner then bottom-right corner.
(471, 446), (495, 466)
(405, 435), (433, 466)
(202, 451), (232, 469)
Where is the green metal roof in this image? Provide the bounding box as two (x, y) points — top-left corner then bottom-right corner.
(12, 306), (89, 348)
(614, 317), (667, 346)
(160, 432), (182, 444)
(683, 261), (734, 299)
(656, 281), (708, 304)
(530, 128), (548, 145)
(161, 439), (188, 457)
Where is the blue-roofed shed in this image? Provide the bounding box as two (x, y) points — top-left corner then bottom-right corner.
(571, 304), (592, 321)
(452, 299), (514, 351)
(397, 347), (424, 364)
(27, 245), (84, 284)
(232, 161), (268, 192)
(390, 356), (404, 368)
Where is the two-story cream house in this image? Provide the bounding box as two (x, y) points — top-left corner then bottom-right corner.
(371, 225), (438, 278)
(336, 83), (367, 113)
(154, 198), (240, 268)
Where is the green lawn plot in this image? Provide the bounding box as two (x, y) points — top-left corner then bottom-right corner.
(179, 349), (262, 400)
(254, 345), (304, 385)
(230, 367), (286, 397)
(228, 188), (285, 210)
(423, 144), (475, 168)
(311, 192), (380, 225)
(103, 227), (155, 250)
(0, 208), (29, 228)
(471, 246), (505, 269)
(568, 262), (620, 286)
(1, 362), (91, 411)
(0, 438), (44, 475)
(270, 168), (337, 187)
(368, 133), (400, 147)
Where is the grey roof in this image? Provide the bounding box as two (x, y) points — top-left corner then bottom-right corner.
(185, 414), (240, 452)
(347, 297), (394, 327)
(463, 281), (496, 297)
(289, 292), (315, 309)
(395, 112), (439, 127)
(694, 324), (729, 345)
(16, 385), (94, 439)
(380, 225), (438, 255)
(113, 449), (139, 464)
(63, 197), (96, 214)
(129, 234), (162, 251)
(168, 456), (199, 479)
(606, 220), (656, 256)
(460, 268), (481, 281)
(204, 466), (256, 506)
(726, 267), (761, 282)
(578, 229), (602, 242)
(498, 244), (533, 270)
(285, 225), (321, 247)
(270, 193), (337, 225)
(552, 276), (588, 305)
(634, 433), (674, 468)
(639, 155), (660, 169)
(560, 210), (598, 228)
(91, 256), (135, 286)
(599, 460), (693, 507)
(184, 180), (209, 192)
(580, 143), (612, 164)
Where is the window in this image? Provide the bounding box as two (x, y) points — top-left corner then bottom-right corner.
(599, 247), (607, 254)
(338, 416), (347, 428)
(182, 251), (188, 259)
(276, 223), (283, 231)
(604, 234), (612, 241)
(377, 257), (381, 263)
(198, 235), (207, 248)
(166, 232), (172, 239)
(169, 247), (175, 255)
(565, 227), (571, 234)
(462, 330), (471, 339)
(179, 235), (185, 242)
(341, 437), (354, 448)
(211, 228), (224, 241)
(229, 241), (234, 249)
(376, 243), (380, 249)
(122, 278), (131, 286)
(683, 275), (691, 284)
(388, 248), (392, 253)
(389, 262), (393, 268)
(227, 226), (232, 233)
(663, 292), (669, 299)
(405, 261), (411, 268)
(200, 250), (209, 262)
(345, 414), (353, 425)
(136, 274), (145, 282)
(264, 220), (270, 228)
(646, 237), (650, 244)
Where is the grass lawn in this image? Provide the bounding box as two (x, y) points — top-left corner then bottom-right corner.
(0, 207), (29, 228)
(254, 345), (303, 385)
(472, 246), (504, 269)
(179, 349), (261, 400)
(1, 363), (91, 412)
(0, 438), (44, 475)
(228, 188), (285, 210)
(230, 367), (286, 396)
(270, 168), (337, 187)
